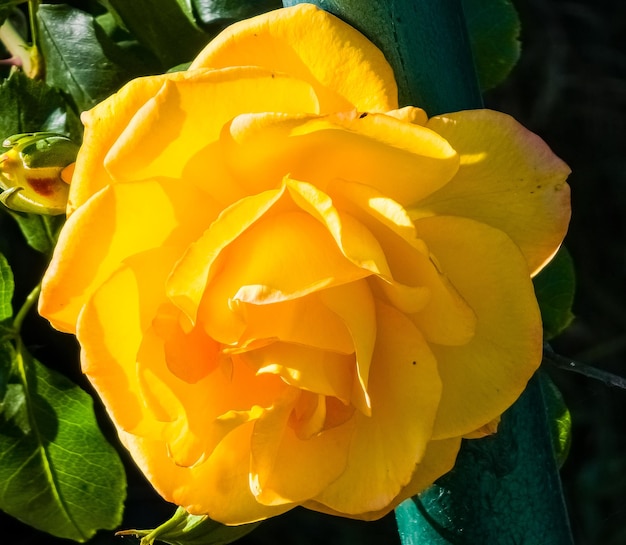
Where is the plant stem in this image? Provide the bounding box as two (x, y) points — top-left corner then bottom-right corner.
(13, 282), (41, 333)
(0, 15), (39, 77)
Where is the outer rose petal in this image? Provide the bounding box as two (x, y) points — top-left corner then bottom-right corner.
(120, 425), (294, 524)
(416, 110), (571, 275)
(77, 246), (182, 435)
(190, 4), (397, 113)
(304, 437), (462, 520)
(39, 179), (216, 332)
(68, 67), (319, 213)
(413, 215), (543, 439)
(310, 300), (442, 515)
(104, 68), (320, 184)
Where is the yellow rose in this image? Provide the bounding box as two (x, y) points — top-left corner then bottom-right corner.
(38, 4), (570, 524)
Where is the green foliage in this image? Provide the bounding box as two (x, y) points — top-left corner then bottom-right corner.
(118, 506), (260, 545)
(0, 254), (127, 542)
(1, 210), (64, 253)
(462, 0), (521, 90)
(0, 345), (127, 541)
(191, 0), (281, 27)
(101, 0), (208, 70)
(0, 253), (12, 322)
(37, 4), (143, 112)
(533, 247), (576, 340)
(540, 371), (572, 468)
(0, 70), (73, 141)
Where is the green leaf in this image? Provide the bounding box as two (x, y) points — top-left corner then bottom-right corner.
(0, 252), (13, 323)
(190, 0), (281, 27)
(37, 4), (139, 111)
(102, 0), (208, 70)
(0, 345), (127, 541)
(462, 0), (521, 90)
(0, 70), (73, 142)
(2, 209), (64, 253)
(539, 371), (572, 468)
(118, 506), (260, 545)
(533, 246), (576, 340)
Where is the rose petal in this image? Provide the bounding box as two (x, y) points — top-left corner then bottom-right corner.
(318, 280), (376, 416)
(223, 110), (458, 205)
(310, 300), (441, 515)
(199, 207), (368, 343)
(249, 390), (355, 505)
(167, 186), (286, 325)
(119, 424), (294, 524)
(328, 179), (476, 345)
(190, 4), (397, 112)
(76, 246), (181, 435)
(303, 437), (461, 520)
(236, 293), (355, 355)
(413, 215), (543, 439)
(242, 342), (355, 404)
(415, 109), (571, 275)
(39, 179), (215, 332)
(104, 67), (320, 184)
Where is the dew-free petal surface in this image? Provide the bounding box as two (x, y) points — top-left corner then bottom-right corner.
(311, 300), (441, 515)
(190, 4), (397, 112)
(40, 179), (215, 332)
(417, 110), (571, 275)
(414, 215), (543, 439)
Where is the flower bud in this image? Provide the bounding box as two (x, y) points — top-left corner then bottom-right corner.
(0, 132), (77, 215)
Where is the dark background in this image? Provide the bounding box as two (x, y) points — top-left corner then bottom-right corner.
(3, 0), (626, 543)
(488, 1), (626, 543)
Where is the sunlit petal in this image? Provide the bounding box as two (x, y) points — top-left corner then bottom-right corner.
(190, 4), (397, 112)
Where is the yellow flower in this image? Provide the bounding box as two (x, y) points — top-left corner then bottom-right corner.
(38, 4), (570, 524)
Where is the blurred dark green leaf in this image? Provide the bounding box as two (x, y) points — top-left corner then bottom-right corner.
(37, 4), (139, 111)
(462, 0), (521, 90)
(118, 506), (260, 545)
(191, 0), (281, 27)
(101, 0), (208, 70)
(0, 2), (24, 27)
(533, 246), (576, 340)
(0, 345), (127, 542)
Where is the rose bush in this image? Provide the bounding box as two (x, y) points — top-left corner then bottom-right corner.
(38, 3), (570, 524)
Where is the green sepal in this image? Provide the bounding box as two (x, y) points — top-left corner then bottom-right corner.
(0, 132), (76, 215)
(117, 506), (260, 545)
